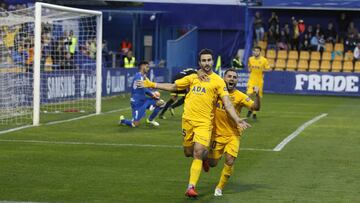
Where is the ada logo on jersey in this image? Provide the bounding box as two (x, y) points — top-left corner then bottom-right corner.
(192, 86), (206, 94)
(295, 74), (359, 92)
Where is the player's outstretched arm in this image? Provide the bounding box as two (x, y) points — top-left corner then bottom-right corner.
(136, 79), (178, 92)
(222, 95), (251, 131)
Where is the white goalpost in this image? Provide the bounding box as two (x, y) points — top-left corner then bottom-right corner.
(0, 3), (102, 129)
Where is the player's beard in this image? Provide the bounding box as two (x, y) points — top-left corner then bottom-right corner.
(202, 65), (212, 73)
(226, 81), (235, 91)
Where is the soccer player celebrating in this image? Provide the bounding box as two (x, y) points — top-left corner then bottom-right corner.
(119, 61), (164, 127)
(205, 68), (260, 197)
(246, 46), (269, 120)
(159, 68), (197, 119)
(137, 49), (250, 198)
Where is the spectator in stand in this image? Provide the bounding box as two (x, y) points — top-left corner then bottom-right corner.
(353, 43), (360, 61)
(300, 37), (312, 51)
(253, 11), (265, 44)
(122, 50), (136, 68)
(298, 19), (306, 34)
(268, 12), (279, 30)
(338, 13), (350, 42)
(291, 17), (300, 50)
(314, 24), (324, 36)
(310, 34), (319, 51)
(267, 29), (277, 50)
(317, 34), (326, 53)
(277, 29), (289, 50)
(121, 38), (132, 53)
(305, 25), (314, 40)
(324, 22), (337, 44)
(345, 33), (357, 52)
(347, 21), (358, 37)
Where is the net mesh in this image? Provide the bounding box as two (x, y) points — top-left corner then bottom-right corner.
(0, 5), (100, 129)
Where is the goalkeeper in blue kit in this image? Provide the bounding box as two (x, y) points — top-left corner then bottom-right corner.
(119, 61), (164, 127)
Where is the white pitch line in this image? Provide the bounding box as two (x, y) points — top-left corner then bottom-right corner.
(273, 113), (328, 152)
(0, 107), (130, 135)
(0, 139), (272, 151)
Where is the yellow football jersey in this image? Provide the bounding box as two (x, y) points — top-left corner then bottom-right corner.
(213, 89), (254, 137)
(248, 56), (270, 83)
(175, 73), (228, 123)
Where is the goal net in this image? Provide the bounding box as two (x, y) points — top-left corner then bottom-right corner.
(0, 3), (102, 130)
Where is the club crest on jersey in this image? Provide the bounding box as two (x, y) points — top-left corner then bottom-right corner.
(192, 86), (206, 94)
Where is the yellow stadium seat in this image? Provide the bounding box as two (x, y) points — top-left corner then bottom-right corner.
(258, 41), (267, 50)
(266, 49), (276, 59)
(334, 43), (344, 52)
(310, 51), (321, 60)
(297, 60), (308, 71)
(344, 51), (354, 61)
(354, 61), (360, 72)
(320, 60), (331, 72)
(333, 54), (343, 61)
(275, 59), (286, 71)
(288, 50), (298, 60)
(299, 51), (310, 60)
(325, 43), (333, 52)
(277, 50), (288, 60)
(322, 51), (332, 61)
(286, 59), (297, 71)
(343, 61), (354, 72)
(267, 58), (275, 70)
(309, 60), (320, 72)
(331, 61), (342, 72)
(45, 56), (53, 72)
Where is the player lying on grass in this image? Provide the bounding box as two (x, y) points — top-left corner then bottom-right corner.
(203, 68), (260, 197)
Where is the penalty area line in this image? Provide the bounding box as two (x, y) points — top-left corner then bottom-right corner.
(273, 113), (328, 152)
(0, 107), (130, 136)
(0, 139), (273, 151)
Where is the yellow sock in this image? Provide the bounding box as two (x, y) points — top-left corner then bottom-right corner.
(189, 159), (203, 186)
(216, 164), (233, 190)
(253, 111), (257, 115)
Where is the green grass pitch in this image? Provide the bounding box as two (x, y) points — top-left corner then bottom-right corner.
(0, 93), (359, 202)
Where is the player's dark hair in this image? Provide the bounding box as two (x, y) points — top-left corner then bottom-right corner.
(198, 48), (214, 61)
(253, 46), (261, 51)
(138, 61), (149, 68)
(224, 68), (238, 76)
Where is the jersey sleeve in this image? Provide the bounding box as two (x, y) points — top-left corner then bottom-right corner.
(217, 78), (229, 98)
(239, 93), (254, 109)
(263, 58), (270, 70)
(175, 74), (194, 90)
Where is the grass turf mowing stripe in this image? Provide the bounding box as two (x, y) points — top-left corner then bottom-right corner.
(0, 139), (273, 151)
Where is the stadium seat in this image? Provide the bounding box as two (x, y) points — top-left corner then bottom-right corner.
(297, 60), (308, 71)
(266, 49), (276, 59)
(344, 51), (354, 61)
(288, 50), (299, 60)
(299, 51), (310, 60)
(268, 58), (275, 70)
(334, 43), (344, 52)
(45, 56), (53, 72)
(354, 61), (360, 72)
(277, 50), (288, 60)
(320, 60), (331, 72)
(331, 61), (342, 72)
(275, 59), (286, 71)
(309, 60), (320, 72)
(322, 51), (332, 61)
(325, 43), (333, 52)
(343, 61), (354, 72)
(258, 41), (267, 50)
(286, 59), (297, 71)
(261, 50), (266, 57)
(333, 53), (343, 61)
(310, 51), (321, 60)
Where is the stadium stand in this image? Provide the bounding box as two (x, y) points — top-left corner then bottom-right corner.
(320, 60), (331, 72)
